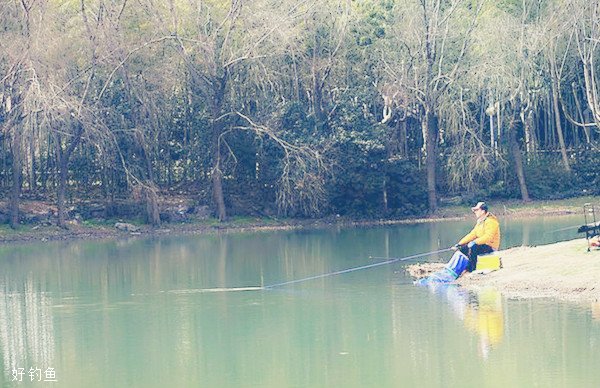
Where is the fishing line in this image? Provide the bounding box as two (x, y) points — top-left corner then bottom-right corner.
(266, 247), (452, 289)
(543, 225), (581, 234)
(172, 247), (453, 293)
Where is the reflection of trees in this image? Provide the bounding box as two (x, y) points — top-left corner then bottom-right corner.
(521, 221), (531, 247)
(0, 276), (55, 375)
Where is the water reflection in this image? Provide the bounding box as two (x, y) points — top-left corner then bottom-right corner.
(0, 275), (55, 377)
(0, 214), (595, 387)
(426, 283), (504, 359)
(592, 302), (600, 322)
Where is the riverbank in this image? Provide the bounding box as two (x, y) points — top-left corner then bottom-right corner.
(0, 196), (597, 245)
(407, 238), (600, 303)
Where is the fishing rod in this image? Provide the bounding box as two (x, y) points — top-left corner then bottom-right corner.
(172, 247), (453, 293)
(265, 247), (453, 289)
(544, 221), (600, 234)
(544, 225), (583, 234)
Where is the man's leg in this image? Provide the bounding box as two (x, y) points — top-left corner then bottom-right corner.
(445, 250), (470, 277)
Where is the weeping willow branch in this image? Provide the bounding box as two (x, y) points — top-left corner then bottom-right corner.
(439, 87), (502, 192)
(233, 111), (328, 216)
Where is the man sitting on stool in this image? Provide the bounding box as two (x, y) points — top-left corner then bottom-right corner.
(415, 201), (501, 285)
(453, 202), (501, 273)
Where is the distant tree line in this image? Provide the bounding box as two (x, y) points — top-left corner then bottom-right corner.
(0, 0), (599, 228)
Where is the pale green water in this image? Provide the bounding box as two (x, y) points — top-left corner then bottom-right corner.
(0, 215), (599, 387)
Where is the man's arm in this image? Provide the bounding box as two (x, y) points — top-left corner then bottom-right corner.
(458, 227), (477, 246)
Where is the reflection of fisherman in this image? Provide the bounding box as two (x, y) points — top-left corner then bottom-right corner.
(453, 202), (501, 273)
(592, 302), (600, 321)
(463, 288), (504, 358)
(430, 284), (504, 359)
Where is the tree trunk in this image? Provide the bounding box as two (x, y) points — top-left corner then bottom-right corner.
(211, 75), (227, 222)
(489, 111), (495, 150)
(10, 129), (22, 229)
(56, 124), (84, 229)
(292, 50), (301, 102)
(136, 136), (163, 227)
(423, 109), (438, 213)
(212, 167), (226, 221)
(572, 80), (591, 144)
(57, 154), (68, 228)
(144, 183), (161, 227)
(41, 134), (51, 192)
(397, 119), (408, 158)
(551, 80), (571, 172)
(312, 67), (326, 131)
(0, 140), (5, 188)
(104, 167), (116, 219)
(520, 105), (534, 157)
(141, 142), (155, 183)
(29, 136), (36, 194)
(509, 116), (530, 202)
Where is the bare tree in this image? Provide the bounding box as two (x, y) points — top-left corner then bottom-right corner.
(508, 104), (531, 202)
(573, 0), (600, 130)
(145, 0), (319, 221)
(380, 0), (483, 212)
(464, 0), (549, 202)
(0, 0), (35, 228)
(542, 2), (575, 171)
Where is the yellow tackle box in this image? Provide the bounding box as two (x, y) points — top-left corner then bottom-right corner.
(475, 254), (502, 271)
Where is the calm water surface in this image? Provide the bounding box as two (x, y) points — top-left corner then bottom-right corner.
(0, 215), (599, 387)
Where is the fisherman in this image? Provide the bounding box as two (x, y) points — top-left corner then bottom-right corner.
(453, 201), (501, 273)
(415, 201), (501, 286)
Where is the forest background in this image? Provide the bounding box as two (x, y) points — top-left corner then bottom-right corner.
(1, 0), (599, 228)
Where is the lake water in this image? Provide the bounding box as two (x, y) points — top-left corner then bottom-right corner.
(0, 215), (599, 387)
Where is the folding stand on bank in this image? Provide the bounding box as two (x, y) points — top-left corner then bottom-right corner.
(578, 204), (600, 252)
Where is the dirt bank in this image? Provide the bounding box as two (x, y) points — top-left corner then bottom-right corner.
(407, 239), (600, 303)
(0, 220), (304, 245)
(0, 196), (597, 245)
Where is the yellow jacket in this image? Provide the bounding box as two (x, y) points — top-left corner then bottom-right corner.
(458, 213), (501, 250)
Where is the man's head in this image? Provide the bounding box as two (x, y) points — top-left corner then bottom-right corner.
(471, 201), (488, 217)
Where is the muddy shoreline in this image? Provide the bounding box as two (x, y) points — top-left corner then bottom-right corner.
(0, 208), (581, 246)
(0, 196), (596, 245)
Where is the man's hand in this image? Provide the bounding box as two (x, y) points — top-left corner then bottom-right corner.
(451, 244), (460, 251)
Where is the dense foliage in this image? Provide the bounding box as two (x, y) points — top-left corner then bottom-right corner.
(0, 0), (599, 226)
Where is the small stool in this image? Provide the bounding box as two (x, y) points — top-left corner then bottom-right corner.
(475, 254), (502, 271)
